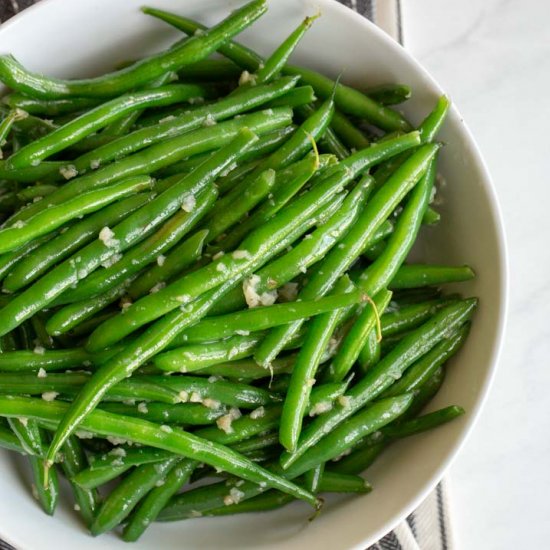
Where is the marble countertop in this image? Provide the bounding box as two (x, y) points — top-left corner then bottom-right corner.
(403, 0), (550, 548)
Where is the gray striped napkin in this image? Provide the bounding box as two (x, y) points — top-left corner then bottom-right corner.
(0, 1), (453, 549)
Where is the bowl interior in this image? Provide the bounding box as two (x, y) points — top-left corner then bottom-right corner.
(0, 1), (506, 549)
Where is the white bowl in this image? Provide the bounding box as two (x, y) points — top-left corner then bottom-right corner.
(0, 1), (507, 548)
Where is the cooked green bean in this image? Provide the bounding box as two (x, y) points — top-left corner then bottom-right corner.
(389, 264), (476, 289)
(3, 93), (101, 116)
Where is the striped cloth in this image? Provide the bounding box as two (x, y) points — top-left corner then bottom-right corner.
(0, 1), (453, 550)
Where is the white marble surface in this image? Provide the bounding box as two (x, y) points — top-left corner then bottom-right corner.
(403, 0), (550, 548)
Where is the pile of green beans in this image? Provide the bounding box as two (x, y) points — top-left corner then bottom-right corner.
(0, 0), (477, 541)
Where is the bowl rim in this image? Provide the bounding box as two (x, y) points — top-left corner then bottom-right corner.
(0, 1), (509, 548)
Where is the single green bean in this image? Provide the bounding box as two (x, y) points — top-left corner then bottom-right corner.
(3, 93), (101, 116)
(169, 287), (370, 345)
(330, 109), (370, 150)
(363, 83), (412, 105)
(61, 436), (101, 527)
(389, 264), (476, 289)
(267, 85), (316, 108)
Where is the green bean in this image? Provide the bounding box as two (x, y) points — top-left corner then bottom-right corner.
(70, 77), (298, 175)
(0, 175), (152, 254)
(86, 446), (173, 473)
(357, 328), (381, 372)
(53, 184), (217, 307)
(127, 229), (208, 300)
(330, 110), (370, 150)
(193, 355), (295, 380)
(0, 347), (120, 373)
(0, 129), (260, 335)
(3, 93), (101, 116)
(45, 280), (136, 336)
(0, 423), (26, 453)
(203, 169), (276, 242)
(99, 402), (226, 425)
(383, 405), (465, 439)
(280, 299), (476, 468)
(0, 108), (29, 152)
(4, 194), (149, 292)
(382, 324), (469, 397)
(167, 287), (369, 347)
(8, 417), (43, 456)
(258, 14), (319, 83)
(295, 103), (350, 160)
(317, 470), (371, 493)
(7, 85), (209, 168)
(122, 459), (196, 541)
(179, 59), (242, 81)
(325, 289), (393, 383)
(60, 436), (101, 527)
(381, 299), (456, 337)
(267, 85), (316, 108)
(9, 419), (60, 515)
(0, 372), (181, 404)
(91, 456), (180, 535)
(389, 264), (476, 289)
(254, 144), (439, 367)
(16, 184), (58, 202)
(277, 277), (355, 452)
(285, 66), (410, 132)
(141, 375), (278, 409)
(303, 463), (324, 493)
(418, 96), (450, 143)
(363, 83), (412, 105)
(0, 0), (267, 99)
(0, 395), (319, 507)
(230, 432), (280, 454)
(66, 311), (117, 339)
(329, 441), (385, 476)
